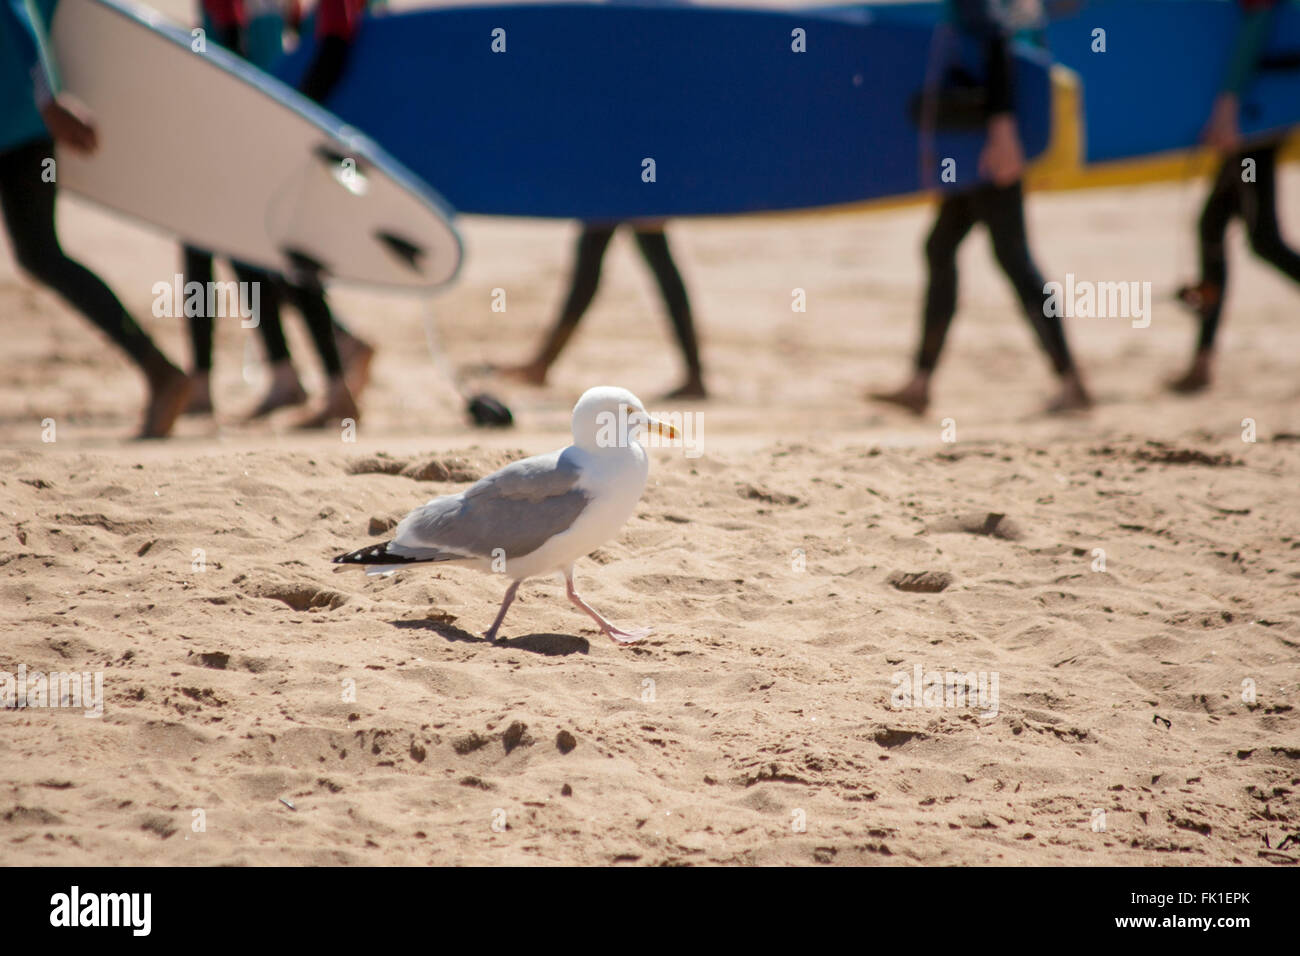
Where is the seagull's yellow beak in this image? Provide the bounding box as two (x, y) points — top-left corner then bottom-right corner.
(648, 416), (679, 439)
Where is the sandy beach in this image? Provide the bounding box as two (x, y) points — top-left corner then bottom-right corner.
(1, 0), (1298, 866)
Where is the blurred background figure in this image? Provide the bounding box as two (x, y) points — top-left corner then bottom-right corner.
(180, 0), (305, 418)
(499, 220), (707, 400)
(871, 0), (1090, 415)
(277, 0), (377, 427)
(1171, 0), (1300, 393)
(181, 0), (375, 425)
(1, 0), (192, 437)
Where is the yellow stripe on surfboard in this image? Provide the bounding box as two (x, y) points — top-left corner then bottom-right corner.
(758, 66), (1300, 223)
(1027, 66), (1300, 193)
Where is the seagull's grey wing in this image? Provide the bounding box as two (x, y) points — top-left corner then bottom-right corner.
(388, 449), (590, 561)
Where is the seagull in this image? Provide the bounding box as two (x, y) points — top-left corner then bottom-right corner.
(333, 386), (679, 644)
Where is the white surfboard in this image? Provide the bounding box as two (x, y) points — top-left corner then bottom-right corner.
(48, 0), (462, 289)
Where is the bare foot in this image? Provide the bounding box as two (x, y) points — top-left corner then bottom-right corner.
(661, 377), (707, 401)
(337, 331), (375, 400)
(183, 370), (213, 416)
(295, 377), (359, 429)
(869, 376), (930, 415)
(138, 366), (193, 439)
(1044, 372), (1093, 414)
(1168, 351), (1213, 394)
(247, 361), (308, 419)
(1174, 282), (1221, 316)
(497, 362), (549, 386)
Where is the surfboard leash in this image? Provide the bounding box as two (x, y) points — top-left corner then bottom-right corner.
(420, 300), (513, 428)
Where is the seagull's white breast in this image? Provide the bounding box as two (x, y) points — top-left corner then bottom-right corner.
(504, 444), (649, 580)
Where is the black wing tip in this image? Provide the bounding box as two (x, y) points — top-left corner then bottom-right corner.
(333, 542), (435, 566)
(333, 542), (393, 564)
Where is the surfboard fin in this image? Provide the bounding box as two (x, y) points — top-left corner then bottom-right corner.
(282, 247), (329, 279)
(375, 231), (426, 273)
(315, 145), (371, 196)
(314, 145), (372, 173)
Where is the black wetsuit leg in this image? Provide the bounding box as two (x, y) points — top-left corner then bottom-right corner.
(1192, 141), (1300, 352)
(0, 138), (173, 375)
(229, 261), (291, 363)
(917, 192), (977, 372)
(917, 183), (1075, 376)
(975, 181), (1076, 375)
(181, 254), (290, 368)
(1240, 142), (1300, 291)
(632, 229), (702, 378)
(181, 246), (216, 372)
(299, 35), (352, 104)
(562, 224), (617, 319)
(281, 276), (343, 376)
(529, 224), (617, 366)
(292, 33), (356, 380)
(1195, 155), (1240, 351)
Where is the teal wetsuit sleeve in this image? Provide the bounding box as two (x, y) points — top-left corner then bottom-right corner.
(5, 0), (58, 106)
(1222, 8), (1274, 95)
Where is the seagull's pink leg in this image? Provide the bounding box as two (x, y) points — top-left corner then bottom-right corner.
(484, 580), (520, 641)
(564, 571), (651, 645)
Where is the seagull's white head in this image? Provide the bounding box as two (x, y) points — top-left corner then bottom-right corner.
(571, 386), (679, 454)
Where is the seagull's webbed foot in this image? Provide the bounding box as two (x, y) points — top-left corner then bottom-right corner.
(604, 625), (652, 645)
(564, 571), (648, 647)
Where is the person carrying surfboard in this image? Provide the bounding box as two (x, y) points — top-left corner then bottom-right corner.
(497, 220), (707, 400)
(1170, 0), (1300, 394)
(870, 0), (1090, 415)
(179, 0), (306, 419)
(0, 0), (193, 438)
(270, 0), (379, 428)
(177, 0), (375, 423)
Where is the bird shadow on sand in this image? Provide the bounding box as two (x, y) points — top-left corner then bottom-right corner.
(389, 619), (590, 656)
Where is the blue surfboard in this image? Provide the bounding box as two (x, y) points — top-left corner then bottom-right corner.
(276, 3), (1052, 218)
(1042, 0), (1300, 162)
(833, 0), (1300, 164)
